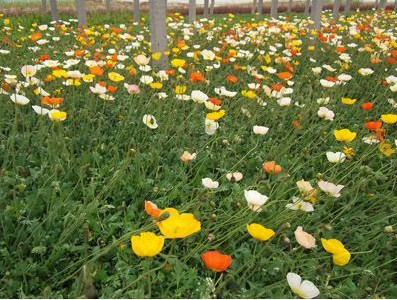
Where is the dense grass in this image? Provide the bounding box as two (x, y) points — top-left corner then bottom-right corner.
(1, 9), (397, 298)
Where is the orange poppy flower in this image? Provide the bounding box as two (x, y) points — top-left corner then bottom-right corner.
(365, 121), (382, 131)
(107, 85), (117, 93)
(201, 251), (232, 272)
(44, 75), (55, 82)
(272, 84), (283, 91)
(361, 102), (373, 111)
(166, 69), (176, 76)
(30, 32), (42, 42)
(189, 72), (205, 82)
(74, 49), (85, 57)
(226, 75), (238, 84)
(90, 66), (104, 76)
(336, 46), (346, 53)
(292, 119), (303, 129)
(2, 82), (11, 92)
(111, 53), (118, 62)
(325, 76), (337, 82)
(376, 128), (385, 141)
(277, 72), (293, 80)
(209, 98), (223, 106)
(262, 161), (282, 174)
(371, 57), (382, 64)
(42, 96), (63, 106)
(144, 201), (162, 218)
(111, 27), (122, 34)
(98, 81), (107, 87)
(387, 57), (396, 64)
(39, 54), (50, 61)
(391, 50), (397, 58)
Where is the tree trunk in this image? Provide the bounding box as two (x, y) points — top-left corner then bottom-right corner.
(304, 0), (311, 15)
(203, 0), (209, 17)
(310, 0), (317, 20)
(344, 0), (352, 15)
(257, 0), (263, 14)
(76, 0), (87, 26)
(42, 0), (47, 12)
(133, 0), (140, 22)
(333, 0), (341, 18)
(288, 0), (292, 12)
(394, 0), (397, 10)
(270, 0), (278, 18)
(50, 0), (58, 22)
(375, 0), (379, 9)
(149, 0), (168, 70)
(106, 0), (111, 11)
(378, 0), (387, 9)
(210, 0), (215, 15)
(251, 0), (257, 13)
(189, 0), (196, 23)
(313, 0), (323, 29)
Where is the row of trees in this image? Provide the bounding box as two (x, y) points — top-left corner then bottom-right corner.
(43, 0), (392, 70)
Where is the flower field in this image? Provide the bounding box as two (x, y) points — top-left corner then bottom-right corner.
(1, 9), (397, 298)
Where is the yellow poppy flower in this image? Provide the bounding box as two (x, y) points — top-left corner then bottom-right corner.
(334, 129), (357, 142)
(82, 74), (95, 82)
(48, 110), (67, 122)
(174, 85), (187, 94)
(206, 110), (225, 121)
(171, 59), (186, 68)
(108, 72), (124, 82)
(157, 208), (201, 238)
(379, 141), (396, 157)
(342, 146), (356, 158)
(52, 69), (68, 78)
(247, 224), (275, 241)
(332, 248), (351, 266)
(321, 238), (346, 254)
(381, 114), (397, 124)
(150, 82), (163, 89)
(341, 97), (357, 105)
(131, 232), (164, 257)
(242, 90), (257, 99)
(152, 52), (162, 61)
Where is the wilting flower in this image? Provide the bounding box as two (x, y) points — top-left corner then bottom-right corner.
(247, 223), (275, 241)
(294, 226), (316, 249)
(48, 109), (67, 121)
(326, 152), (346, 163)
(379, 141), (396, 157)
(296, 180), (317, 204)
(287, 272), (320, 299)
(226, 172), (243, 182)
(10, 94), (30, 105)
(321, 238), (351, 266)
(286, 197), (314, 212)
(318, 181), (344, 198)
(381, 114), (397, 124)
(201, 251), (232, 272)
(262, 161), (282, 174)
(244, 190), (268, 212)
(334, 129), (357, 142)
(144, 201), (162, 218)
(181, 151), (197, 163)
(131, 232), (164, 257)
(317, 107), (334, 121)
(157, 208), (201, 238)
(253, 125), (269, 135)
(202, 178), (219, 189)
(142, 114), (158, 129)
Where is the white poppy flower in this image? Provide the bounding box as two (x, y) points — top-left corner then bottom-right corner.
(287, 272), (320, 299)
(318, 180), (344, 198)
(140, 75), (154, 85)
(90, 83), (107, 94)
(99, 94), (115, 101)
(326, 152), (346, 163)
(294, 226), (316, 249)
(253, 125), (269, 135)
(390, 84), (397, 92)
(311, 67), (322, 74)
(201, 49), (216, 60)
(323, 64), (336, 72)
(358, 68), (374, 76)
(337, 74), (352, 81)
(10, 94), (30, 105)
(362, 135), (380, 144)
(21, 65), (37, 77)
(226, 172), (243, 182)
(214, 86), (237, 97)
(202, 178), (219, 189)
(142, 114), (158, 129)
(191, 90), (208, 104)
(205, 119), (219, 135)
(317, 107), (335, 121)
(32, 105), (49, 115)
(286, 197), (314, 212)
(320, 79), (336, 87)
(134, 54), (150, 66)
(277, 97), (292, 106)
(316, 97), (330, 105)
(244, 190), (268, 212)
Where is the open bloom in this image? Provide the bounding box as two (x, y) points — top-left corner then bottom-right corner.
(286, 197), (314, 212)
(205, 119), (219, 135)
(317, 107), (334, 121)
(181, 151), (197, 163)
(202, 251), (232, 272)
(226, 172), (243, 182)
(296, 180), (317, 204)
(262, 161), (282, 174)
(142, 114), (158, 129)
(247, 223), (275, 241)
(326, 152), (346, 163)
(334, 129), (357, 142)
(157, 208), (201, 238)
(90, 83), (107, 94)
(294, 226), (316, 249)
(131, 232), (164, 257)
(381, 114), (397, 124)
(191, 90), (208, 104)
(318, 181), (344, 198)
(287, 272), (320, 299)
(244, 190), (268, 212)
(202, 178), (219, 189)
(253, 125), (269, 135)
(48, 109), (67, 121)
(10, 94), (30, 105)
(321, 238), (351, 266)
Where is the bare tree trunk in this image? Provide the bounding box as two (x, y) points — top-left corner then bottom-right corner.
(333, 0), (341, 18)
(42, 0), (47, 12)
(394, 0), (397, 10)
(133, 0), (140, 22)
(150, 0), (168, 70)
(288, 0), (292, 12)
(251, 0), (257, 13)
(310, 0), (317, 20)
(189, 0), (196, 23)
(210, 0), (215, 15)
(378, 0), (387, 9)
(375, 0), (379, 9)
(50, 0), (58, 21)
(313, 0), (323, 29)
(76, 0), (87, 26)
(270, 0), (278, 18)
(257, 0), (263, 13)
(304, 0), (311, 15)
(106, 0), (111, 11)
(203, 0), (209, 17)
(344, 0), (352, 15)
